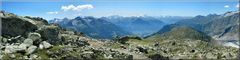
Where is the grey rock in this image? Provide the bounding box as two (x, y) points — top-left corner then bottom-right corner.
(23, 38), (33, 46)
(0, 54), (3, 59)
(39, 44), (44, 49)
(7, 35), (22, 43)
(18, 43), (29, 50)
(39, 41), (52, 49)
(38, 25), (61, 45)
(4, 45), (25, 53)
(222, 53), (232, 59)
(1, 37), (8, 44)
(18, 38), (34, 50)
(23, 56), (28, 59)
(1, 12), (38, 37)
(205, 53), (217, 59)
(104, 54), (113, 59)
(0, 44), (4, 50)
(29, 54), (38, 59)
(9, 54), (16, 58)
(26, 45), (37, 54)
(28, 32), (41, 41)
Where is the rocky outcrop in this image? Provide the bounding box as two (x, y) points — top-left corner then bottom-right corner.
(0, 11), (133, 59)
(37, 25), (61, 45)
(24, 16), (48, 28)
(1, 12), (38, 37)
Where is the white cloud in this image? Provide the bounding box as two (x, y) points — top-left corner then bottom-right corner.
(236, 4), (239, 8)
(46, 11), (58, 14)
(61, 4), (94, 11)
(224, 5), (229, 8)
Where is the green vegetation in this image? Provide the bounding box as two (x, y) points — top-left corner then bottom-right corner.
(2, 54), (11, 60)
(36, 49), (49, 59)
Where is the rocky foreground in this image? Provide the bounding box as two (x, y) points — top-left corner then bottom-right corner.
(0, 11), (133, 59)
(0, 11), (239, 59)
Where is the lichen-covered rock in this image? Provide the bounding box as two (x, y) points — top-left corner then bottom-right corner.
(24, 16), (48, 28)
(18, 38), (33, 50)
(1, 11), (38, 37)
(26, 45), (37, 55)
(23, 39), (33, 46)
(29, 54), (38, 59)
(60, 34), (90, 47)
(4, 45), (25, 53)
(0, 36), (8, 45)
(38, 25), (61, 45)
(205, 53), (217, 59)
(18, 44), (29, 50)
(5, 35), (23, 44)
(28, 32), (41, 41)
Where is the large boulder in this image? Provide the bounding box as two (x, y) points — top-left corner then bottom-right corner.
(28, 32), (42, 45)
(38, 25), (61, 45)
(18, 38), (33, 50)
(1, 11), (38, 37)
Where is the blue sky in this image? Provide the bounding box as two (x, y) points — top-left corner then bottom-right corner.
(2, 0), (239, 20)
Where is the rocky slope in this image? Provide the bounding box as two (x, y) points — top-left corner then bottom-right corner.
(0, 11), (133, 59)
(106, 34), (239, 59)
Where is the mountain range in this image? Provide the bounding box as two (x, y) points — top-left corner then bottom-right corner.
(49, 16), (131, 39)
(175, 11), (239, 41)
(104, 16), (164, 37)
(146, 11), (239, 48)
(49, 15), (188, 39)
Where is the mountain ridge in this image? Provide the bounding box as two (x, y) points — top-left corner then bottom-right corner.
(49, 16), (131, 39)
(146, 24), (212, 42)
(171, 11), (239, 41)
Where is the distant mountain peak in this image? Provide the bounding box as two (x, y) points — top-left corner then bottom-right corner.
(222, 11), (239, 17)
